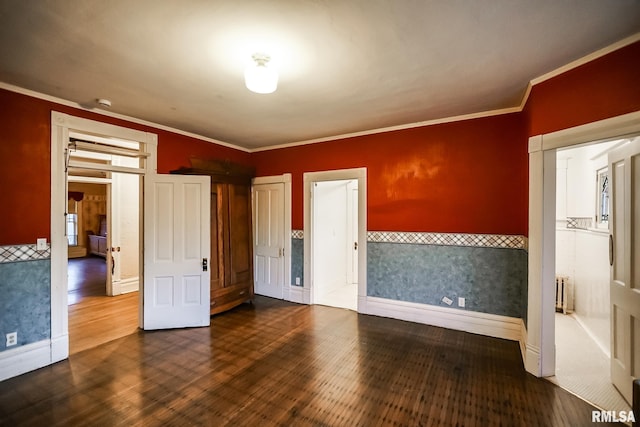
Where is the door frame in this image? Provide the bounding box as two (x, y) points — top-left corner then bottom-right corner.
(526, 110), (640, 377)
(67, 176), (114, 295)
(303, 168), (367, 312)
(50, 112), (157, 363)
(252, 174), (292, 301)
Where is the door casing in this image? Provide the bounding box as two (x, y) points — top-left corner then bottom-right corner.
(51, 112), (157, 363)
(526, 110), (640, 378)
(303, 168), (367, 312)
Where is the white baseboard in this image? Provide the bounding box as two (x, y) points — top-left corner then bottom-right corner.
(520, 320), (528, 363)
(288, 286), (310, 304)
(117, 277), (139, 294)
(364, 296), (522, 341)
(0, 340), (52, 382)
(525, 344), (541, 376)
(51, 333), (69, 363)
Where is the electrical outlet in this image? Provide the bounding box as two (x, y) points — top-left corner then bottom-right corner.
(6, 332), (17, 347)
(36, 238), (47, 251)
(442, 296), (453, 306)
(295, 277), (301, 285)
(458, 297), (466, 308)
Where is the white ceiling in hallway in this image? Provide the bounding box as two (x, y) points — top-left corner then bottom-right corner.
(0, 1), (639, 149)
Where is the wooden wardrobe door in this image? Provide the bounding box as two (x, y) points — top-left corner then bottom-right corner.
(210, 183), (225, 298)
(227, 183), (253, 289)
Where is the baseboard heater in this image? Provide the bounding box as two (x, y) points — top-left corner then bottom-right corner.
(555, 276), (574, 314)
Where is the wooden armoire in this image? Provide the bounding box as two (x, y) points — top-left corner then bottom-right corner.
(172, 159), (254, 315)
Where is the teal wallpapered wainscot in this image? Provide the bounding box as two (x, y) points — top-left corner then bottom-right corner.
(0, 257), (51, 352)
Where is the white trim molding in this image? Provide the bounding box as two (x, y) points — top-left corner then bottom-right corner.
(365, 297), (522, 342)
(303, 168), (367, 312)
(527, 110), (640, 378)
(48, 112), (157, 378)
(0, 340), (51, 382)
(114, 277), (140, 294)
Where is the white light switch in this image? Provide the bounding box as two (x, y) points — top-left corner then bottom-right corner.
(36, 238), (47, 251)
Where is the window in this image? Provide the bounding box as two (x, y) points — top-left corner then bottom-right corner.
(67, 213), (78, 246)
(596, 167), (609, 227)
(67, 198), (79, 246)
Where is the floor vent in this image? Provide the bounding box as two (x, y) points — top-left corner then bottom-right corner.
(555, 276), (574, 314)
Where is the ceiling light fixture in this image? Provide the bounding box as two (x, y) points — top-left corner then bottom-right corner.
(244, 53), (278, 94)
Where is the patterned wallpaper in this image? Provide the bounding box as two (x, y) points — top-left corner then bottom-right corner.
(290, 229), (528, 318)
(0, 258), (51, 352)
(0, 244), (51, 263)
(291, 230), (527, 250)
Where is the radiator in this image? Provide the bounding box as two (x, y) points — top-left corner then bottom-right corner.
(555, 276), (574, 314)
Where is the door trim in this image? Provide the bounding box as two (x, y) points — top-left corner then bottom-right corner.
(527, 110), (640, 377)
(51, 112), (157, 363)
(252, 174), (292, 301)
(303, 168), (367, 312)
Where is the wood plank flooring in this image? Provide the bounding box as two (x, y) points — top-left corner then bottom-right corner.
(67, 256), (139, 355)
(0, 297), (616, 426)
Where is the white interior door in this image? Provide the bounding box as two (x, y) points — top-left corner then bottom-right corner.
(253, 183), (285, 299)
(347, 180), (358, 285)
(608, 137), (640, 404)
(143, 174), (210, 329)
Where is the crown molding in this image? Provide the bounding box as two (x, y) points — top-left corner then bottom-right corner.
(250, 106), (522, 153)
(3, 32), (638, 154)
(0, 82), (251, 153)
(530, 32), (640, 87)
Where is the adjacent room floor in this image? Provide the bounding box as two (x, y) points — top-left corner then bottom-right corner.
(551, 312), (631, 414)
(0, 296), (612, 426)
(67, 256), (138, 355)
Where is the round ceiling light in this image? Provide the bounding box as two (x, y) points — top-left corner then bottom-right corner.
(244, 53), (278, 94)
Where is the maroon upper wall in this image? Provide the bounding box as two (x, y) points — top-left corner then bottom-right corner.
(525, 40), (640, 136)
(0, 89), (251, 246)
(254, 113), (528, 235)
(1, 40), (638, 245)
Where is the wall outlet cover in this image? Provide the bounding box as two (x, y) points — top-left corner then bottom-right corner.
(442, 296), (453, 305)
(295, 277), (301, 285)
(6, 332), (17, 347)
(458, 297), (466, 308)
(36, 238), (47, 251)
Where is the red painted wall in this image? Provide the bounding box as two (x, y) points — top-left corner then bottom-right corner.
(525, 41), (640, 136)
(254, 113), (528, 235)
(0, 89), (251, 246)
(2, 40), (637, 245)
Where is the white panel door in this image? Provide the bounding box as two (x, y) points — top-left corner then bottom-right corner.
(253, 183), (285, 299)
(608, 137), (640, 404)
(143, 174), (210, 329)
(346, 180), (358, 285)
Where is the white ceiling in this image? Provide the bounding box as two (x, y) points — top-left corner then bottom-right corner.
(1, 1), (639, 150)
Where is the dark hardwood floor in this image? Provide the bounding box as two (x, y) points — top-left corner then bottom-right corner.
(67, 256), (139, 355)
(68, 256), (107, 305)
(0, 297), (614, 426)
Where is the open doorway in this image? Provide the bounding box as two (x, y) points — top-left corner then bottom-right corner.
(64, 133), (142, 354)
(67, 181), (108, 305)
(303, 168), (367, 312)
(312, 179), (358, 311)
(551, 140), (630, 412)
